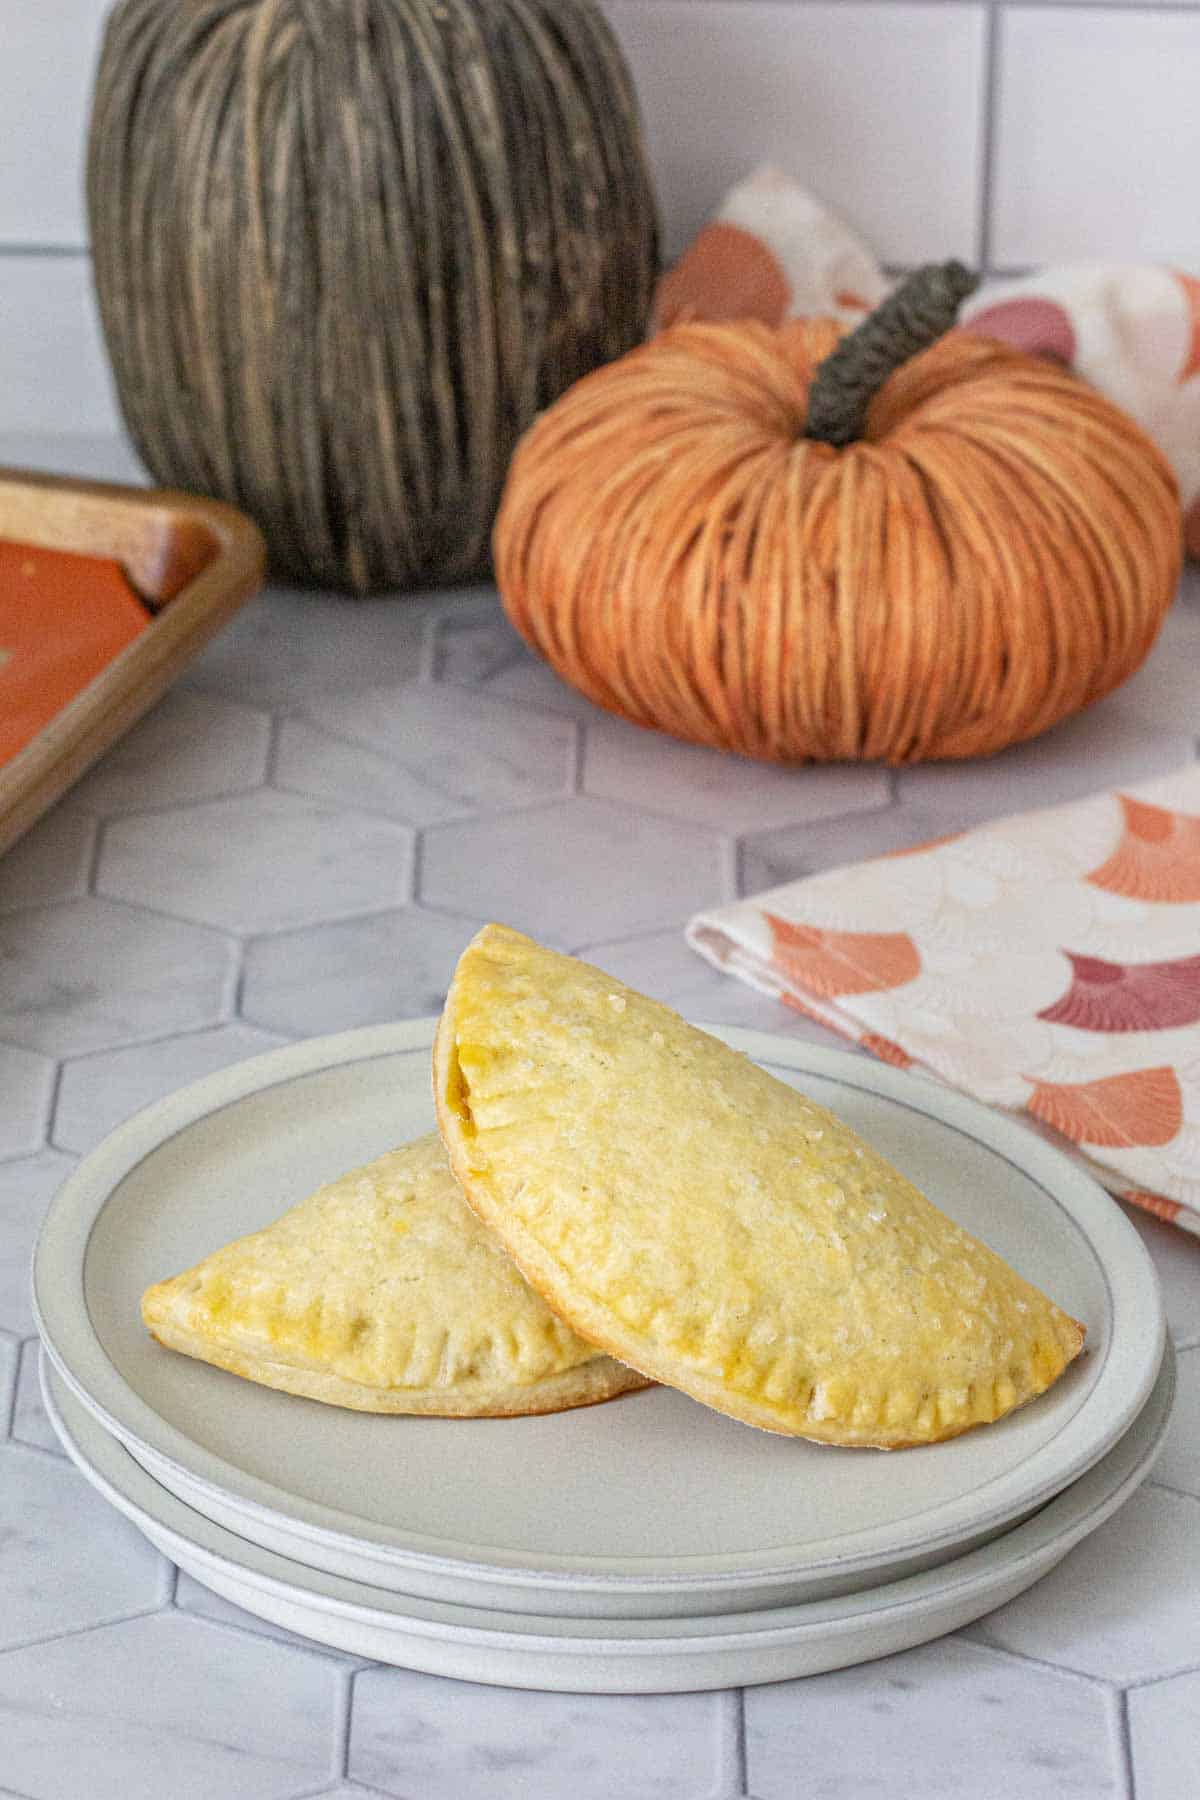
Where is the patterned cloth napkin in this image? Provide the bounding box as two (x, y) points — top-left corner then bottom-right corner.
(688, 769), (1200, 1239)
(654, 167), (1200, 558)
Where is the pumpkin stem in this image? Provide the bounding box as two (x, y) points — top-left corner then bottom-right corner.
(802, 261), (979, 448)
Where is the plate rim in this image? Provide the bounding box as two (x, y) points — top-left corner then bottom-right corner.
(40, 1343), (1175, 1653)
(34, 1019), (1166, 1594)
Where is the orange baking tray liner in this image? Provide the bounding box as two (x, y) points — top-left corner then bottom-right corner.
(0, 469), (265, 855)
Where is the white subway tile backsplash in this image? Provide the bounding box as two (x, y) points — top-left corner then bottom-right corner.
(603, 0), (987, 266)
(0, 2), (110, 246)
(4, 3), (1200, 434)
(0, 255), (120, 435)
(993, 8), (1200, 267)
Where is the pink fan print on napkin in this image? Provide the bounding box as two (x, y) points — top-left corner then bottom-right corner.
(963, 296), (1076, 366)
(1038, 952), (1200, 1034)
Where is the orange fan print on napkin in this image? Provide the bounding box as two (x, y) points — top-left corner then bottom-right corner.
(1088, 794), (1200, 903)
(653, 223), (791, 330)
(767, 914), (920, 999)
(1026, 1067), (1184, 1149)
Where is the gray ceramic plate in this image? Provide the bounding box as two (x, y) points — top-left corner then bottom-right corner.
(43, 1347), (1174, 1692)
(34, 1022), (1164, 1619)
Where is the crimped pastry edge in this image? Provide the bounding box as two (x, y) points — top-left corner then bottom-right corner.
(143, 1301), (650, 1418)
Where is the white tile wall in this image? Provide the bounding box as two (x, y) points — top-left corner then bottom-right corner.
(0, 255), (118, 434)
(1, 2), (1198, 431)
(0, 1), (109, 246)
(603, 1), (987, 264)
(993, 8), (1200, 267)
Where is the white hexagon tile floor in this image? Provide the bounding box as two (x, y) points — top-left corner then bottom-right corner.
(68, 688), (273, 816)
(0, 804), (96, 915)
(2, 433), (1200, 1797)
(278, 682), (578, 824)
(96, 789), (415, 935)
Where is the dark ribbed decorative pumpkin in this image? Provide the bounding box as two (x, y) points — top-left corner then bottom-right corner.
(87, 0), (658, 593)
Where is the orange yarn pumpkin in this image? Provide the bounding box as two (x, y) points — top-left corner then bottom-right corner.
(494, 283), (1182, 764)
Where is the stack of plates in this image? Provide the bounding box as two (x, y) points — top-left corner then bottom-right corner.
(35, 1023), (1173, 1693)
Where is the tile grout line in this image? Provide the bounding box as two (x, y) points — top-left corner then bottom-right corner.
(420, 893), (561, 940)
(0, 1146), (58, 1166)
(94, 886), (406, 943)
(956, 1630), (1122, 1690)
(173, 1591), (357, 1667)
(1112, 1685), (1137, 1800)
(407, 897), (489, 928)
(230, 935), (252, 1022)
(14, 1339), (51, 1450)
(402, 823), (420, 909)
(65, 886), (242, 948)
(551, 788), (744, 840)
(83, 813), (105, 895)
(754, 788), (901, 827)
(409, 826), (427, 911)
(1123, 1654), (1200, 1691)
(441, 664), (601, 728)
(0, 891), (100, 926)
(263, 710), (287, 786)
(733, 1685), (749, 1796)
(569, 716), (586, 797)
(0, 1602), (171, 1662)
(0, 243), (90, 258)
(79, 788), (284, 828)
(976, 0), (1002, 276)
(155, 1553), (175, 1610)
(38, 1057), (63, 1154)
(87, 779), (417, 827)
(222, 932), (244, 1025)
(571, 918), (704, 956)
(338, 1663), (360, 1779)
(707, 1686), (748, 1798)
(1147, 1475), (1200, 1507)
(720, 833), (741, 904)
(35, 1017), (294, 1144)
(266, 768), (579, 831)
(75, 774), (278, 824)
(0, 1337), (18, 1441)
(4, 1438), (71, 1468)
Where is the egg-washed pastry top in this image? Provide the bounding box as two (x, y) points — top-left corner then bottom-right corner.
(435, 925), (1086, 1448)
(141, 1133), (647, 1417)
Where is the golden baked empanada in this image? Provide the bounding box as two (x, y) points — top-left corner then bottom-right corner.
(141, 1133), (647, 1416)
(435, 925), (1085, 1448)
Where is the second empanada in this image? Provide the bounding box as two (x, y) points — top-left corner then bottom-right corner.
(141, 1132), (648, 1416)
